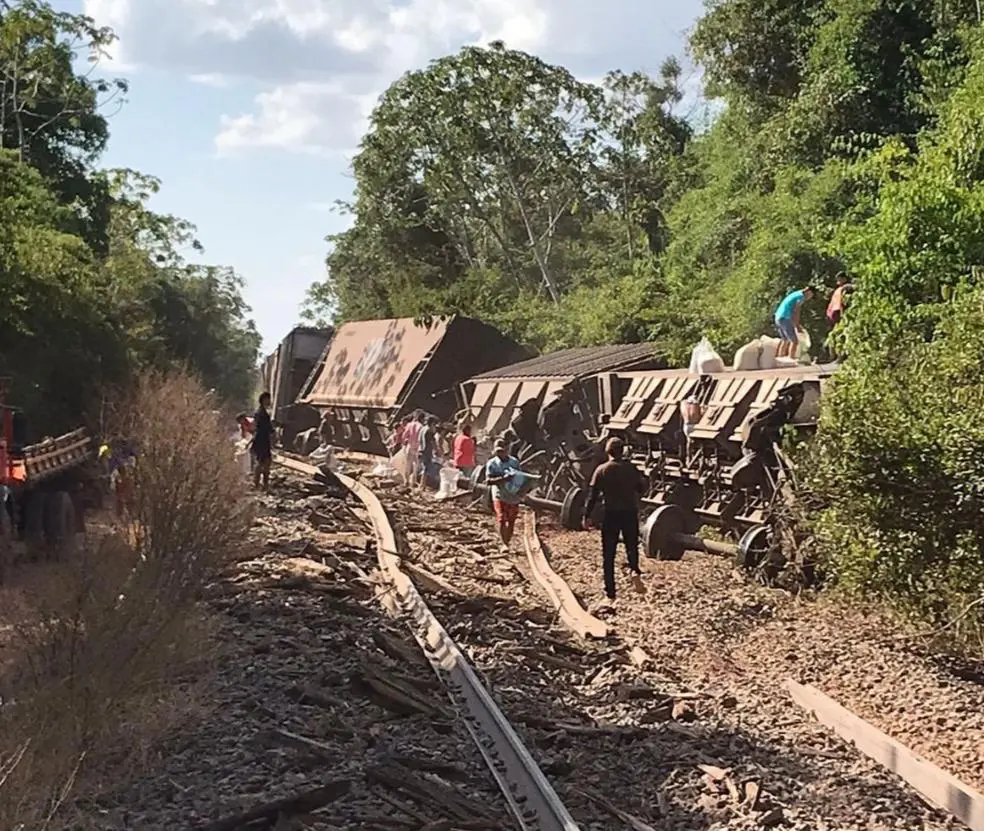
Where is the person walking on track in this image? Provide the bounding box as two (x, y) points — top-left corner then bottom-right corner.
(252, 392), (274, 491)
(485, 438), (522, 552)
(583, 437), (645, 605)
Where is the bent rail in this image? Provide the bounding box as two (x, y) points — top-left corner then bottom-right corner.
(275, 454), (580, 831)
(521, 511), (608, 640)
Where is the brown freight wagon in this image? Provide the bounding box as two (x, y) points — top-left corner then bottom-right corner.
(460, 343), (665, 443)
(298, 316), (531, 456)
(458, 343), (665, 502)
(259, 326), (334, 448)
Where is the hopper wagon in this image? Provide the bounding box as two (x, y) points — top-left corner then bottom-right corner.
(297, 316), (531, 456)
(465, 360), (837, 575)
(597, 363), (833, 569)
(259, 326), (334, 448)
(459, 343), (664, 500)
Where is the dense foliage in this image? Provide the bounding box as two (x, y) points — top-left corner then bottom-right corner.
(0, 0), (259, 435)
(307, 2), (984, 645)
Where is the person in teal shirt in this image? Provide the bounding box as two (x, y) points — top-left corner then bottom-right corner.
(485, 439), (526, 551)
(774, 286), (815, 359)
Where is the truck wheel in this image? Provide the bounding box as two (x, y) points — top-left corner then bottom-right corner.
(44, 491), (77, 560)
(0, 504), (12, 584)
(24, 492), (47, 559)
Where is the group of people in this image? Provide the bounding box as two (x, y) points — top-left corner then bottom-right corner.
(390, 412), (479, 490)
(773, 272), (854, 360)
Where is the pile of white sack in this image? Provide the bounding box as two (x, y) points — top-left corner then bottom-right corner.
(691, 329), (812, 375)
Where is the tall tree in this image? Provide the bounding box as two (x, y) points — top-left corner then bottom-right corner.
(0, 0), (127, 252)
(351, 41), (604, 303)
(596, 62), (692, 259)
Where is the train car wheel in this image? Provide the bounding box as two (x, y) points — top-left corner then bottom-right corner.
(560, 486), (586, 531)
(470, 465), (485, 489)
(643, 505), (686, 561)
(737, 525), (771, 570)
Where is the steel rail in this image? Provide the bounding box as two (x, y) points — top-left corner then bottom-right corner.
(520, 511), (608, 641)
(274, 454), (581, 831)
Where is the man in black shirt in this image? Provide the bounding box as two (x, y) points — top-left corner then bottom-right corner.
(583, 437), (645, 603)
(252, 392), (274, 491)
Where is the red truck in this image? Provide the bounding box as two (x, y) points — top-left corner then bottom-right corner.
(0, 377), (96, 580)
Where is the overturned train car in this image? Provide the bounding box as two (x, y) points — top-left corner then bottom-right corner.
(599, 364), (833, 566)
(459, 343), (664, 497)
(298, 316), (531, 456)
(464, 357), (836, 571)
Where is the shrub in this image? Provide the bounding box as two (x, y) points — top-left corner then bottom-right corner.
(810, 287), (984, 655)
(0, 371), (251, 828)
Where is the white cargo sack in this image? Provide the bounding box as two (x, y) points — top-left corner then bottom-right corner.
(793, 328), (812, 362)
(234, 437), (251, 476)
(758, 336), (780, 370)
(689, 336), (726, 375)
(732, 339), (762, 371)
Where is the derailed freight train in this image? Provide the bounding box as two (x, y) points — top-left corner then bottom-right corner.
(297, 316), (531, 456)
(462, 358), (835, 575)
(270, 313), (835, 571)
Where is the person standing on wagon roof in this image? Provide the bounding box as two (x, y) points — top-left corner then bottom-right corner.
(774, 285), (815, 359)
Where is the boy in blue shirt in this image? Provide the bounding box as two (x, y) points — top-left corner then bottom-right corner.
(774, 286), (815, 359)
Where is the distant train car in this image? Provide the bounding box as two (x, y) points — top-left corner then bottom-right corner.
(260, 326), (334, 447)
(298, 316), (531, 456)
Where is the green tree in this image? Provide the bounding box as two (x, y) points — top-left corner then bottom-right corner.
(0, 0), (127, 251)
(312, 41), (606, 324)
(0, 1), (261, 428)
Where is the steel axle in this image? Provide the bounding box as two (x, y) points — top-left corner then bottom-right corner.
(466, 473), (585, 531)
(642, 504), (771, 567)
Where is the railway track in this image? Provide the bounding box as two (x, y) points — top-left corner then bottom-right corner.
(276, 454), (581, 830)
(267, 452), (984, 831)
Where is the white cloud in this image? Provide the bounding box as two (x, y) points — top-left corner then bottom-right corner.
(189, 73), (234, 87)
(83, 0), (704, 156)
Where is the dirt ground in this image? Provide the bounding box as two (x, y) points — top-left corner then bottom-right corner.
(541, 519), (984, 796)
(3, 470), (979, 830)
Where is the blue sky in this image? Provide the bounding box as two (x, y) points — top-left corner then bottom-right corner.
(59, 0), (706, 355)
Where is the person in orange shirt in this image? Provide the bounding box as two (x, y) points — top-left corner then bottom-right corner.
(826, 272), (854, 360)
